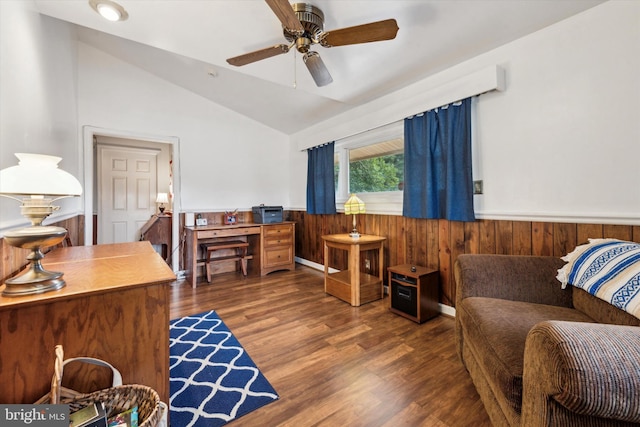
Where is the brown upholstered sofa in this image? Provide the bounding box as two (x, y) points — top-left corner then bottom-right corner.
(454, 254), (640, 427)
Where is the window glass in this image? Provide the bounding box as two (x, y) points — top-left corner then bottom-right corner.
(348, 138), (404, 193)
(333, 121), (404, 212)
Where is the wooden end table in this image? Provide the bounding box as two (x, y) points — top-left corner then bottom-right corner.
(322, 234), (386, 307)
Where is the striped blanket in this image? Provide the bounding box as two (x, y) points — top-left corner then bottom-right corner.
(557, 239), (640, 319)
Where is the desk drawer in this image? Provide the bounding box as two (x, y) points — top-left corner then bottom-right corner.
(264, 246), (293, 267)
(259, 223), (295, 275)
(264, 234), (293, 248)
(197, 227), (260, 239)
(263, 223), (293, 248)
(263, 224), (292, 237)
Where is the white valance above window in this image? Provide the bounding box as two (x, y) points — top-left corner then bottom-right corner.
(295, 65), (505, 151)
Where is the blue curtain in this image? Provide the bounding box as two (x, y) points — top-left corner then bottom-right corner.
(402, 98), (475, 221)
(306, 142), (337, 214)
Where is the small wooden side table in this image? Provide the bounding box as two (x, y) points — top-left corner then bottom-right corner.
(322, 234), (386, 307)
(388, 264), (439, 323)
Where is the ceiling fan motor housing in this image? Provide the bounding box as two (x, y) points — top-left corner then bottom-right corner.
(284, 3), (324, 52)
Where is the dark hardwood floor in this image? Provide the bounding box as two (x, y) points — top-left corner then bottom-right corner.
(169, 264), (491, 427)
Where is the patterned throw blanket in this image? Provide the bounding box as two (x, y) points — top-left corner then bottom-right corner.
(557, 238), (640, 319)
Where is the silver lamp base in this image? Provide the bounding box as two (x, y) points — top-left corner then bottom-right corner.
(3, 274), (65, 296)
(349, 214), (361, 238)
(2, 225), (67, 297)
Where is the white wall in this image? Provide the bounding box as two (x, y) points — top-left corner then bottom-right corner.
(289, 1), (640, 225)
(474, 0), (639, 224)
(0, 1), (82, 231)
(77, 43), (290, 214)
(288, 144), (308, 211)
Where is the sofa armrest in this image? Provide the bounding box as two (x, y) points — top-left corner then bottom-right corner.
(454, 254), (571, 308)
(522, 321), (640, 425)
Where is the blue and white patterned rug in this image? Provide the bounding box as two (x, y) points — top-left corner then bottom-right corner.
(169, 310), (279, 427)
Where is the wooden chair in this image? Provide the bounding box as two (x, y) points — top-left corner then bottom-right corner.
(200, 240), (249, 282)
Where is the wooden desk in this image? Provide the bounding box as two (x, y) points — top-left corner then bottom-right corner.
(184, 222), (295, 287)
(322, 234), (386, 307)
(140, 214), (172, 264)
(0, 241), (176, 404)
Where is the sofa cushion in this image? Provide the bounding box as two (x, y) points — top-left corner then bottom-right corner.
(458, 297), (595, 418)
(573, 288), (640, 326)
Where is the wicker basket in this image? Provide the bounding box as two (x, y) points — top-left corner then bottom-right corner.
(62, 385), (162, 427)
(37, 345), (163, 427)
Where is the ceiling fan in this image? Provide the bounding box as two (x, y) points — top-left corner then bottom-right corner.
(226, 0), (399, 87)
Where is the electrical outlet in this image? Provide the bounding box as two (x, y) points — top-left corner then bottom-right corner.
(473, 180), (484, 195)
(365, 259), (371, 270)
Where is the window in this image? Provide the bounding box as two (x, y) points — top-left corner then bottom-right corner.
(334, 121), (404, 214)
(349, 139), (403, 193)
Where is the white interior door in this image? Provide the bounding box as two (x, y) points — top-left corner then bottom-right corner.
(98, 145), (159, 244)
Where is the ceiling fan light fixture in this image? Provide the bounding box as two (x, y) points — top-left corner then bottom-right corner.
(296, 37), (312, 53)
(303, 51), (332, 87)
(89, 0), (128, 22)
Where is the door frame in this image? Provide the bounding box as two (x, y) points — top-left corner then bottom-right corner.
(82, 125), (181, 272)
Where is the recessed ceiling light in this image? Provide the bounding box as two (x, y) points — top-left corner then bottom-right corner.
(89, 0), (128, 22)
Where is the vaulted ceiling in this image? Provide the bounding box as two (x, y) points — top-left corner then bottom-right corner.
(34, 0), (604, 134)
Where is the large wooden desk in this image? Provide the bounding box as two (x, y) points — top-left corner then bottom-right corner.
(184, 222), (295, 288)
(0, 241), (176, 404)
(322, 234), (386, 307)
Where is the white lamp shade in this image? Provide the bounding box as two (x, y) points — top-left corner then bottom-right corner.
(0, 153), (82, 197)
(156, 193), (169, 204)
(344, 194), (366, 215)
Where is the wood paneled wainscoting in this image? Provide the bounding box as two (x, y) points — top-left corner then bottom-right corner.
(288, 210), (640, 309)
(0, 215), (84, 283)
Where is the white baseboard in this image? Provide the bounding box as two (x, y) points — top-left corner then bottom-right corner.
(295, 257), (339, 273)
(440, 303), (456, 317)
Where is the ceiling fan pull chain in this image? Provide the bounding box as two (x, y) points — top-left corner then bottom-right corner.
(293, 49), (297, 89)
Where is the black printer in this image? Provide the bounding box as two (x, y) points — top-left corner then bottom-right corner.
(252, 205), (283, 224)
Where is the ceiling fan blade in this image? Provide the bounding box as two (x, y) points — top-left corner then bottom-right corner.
(320, 19), (399, 47)
(226, 44), (290, 66)
(303, 51), (333, 87)
(265, 0), (304, 34)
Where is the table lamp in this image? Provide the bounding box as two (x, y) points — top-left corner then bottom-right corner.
(156, 192), (169, 213)
(344, 193), (366, 238)
(0, 153), (82, 296)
